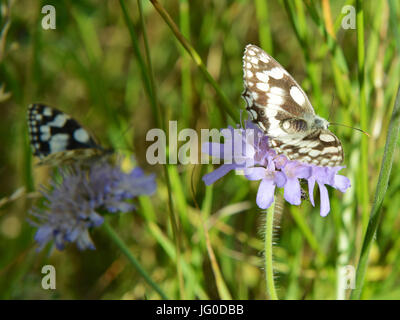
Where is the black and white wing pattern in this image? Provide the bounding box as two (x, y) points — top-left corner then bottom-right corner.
(242, 44), (343, 167)
(27, 103), (110, 166)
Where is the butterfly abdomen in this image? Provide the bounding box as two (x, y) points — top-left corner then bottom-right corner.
(280, 119), (308, 134)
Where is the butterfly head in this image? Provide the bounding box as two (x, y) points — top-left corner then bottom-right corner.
(301, 113), (330, 132)
(311, 115), (329, 130)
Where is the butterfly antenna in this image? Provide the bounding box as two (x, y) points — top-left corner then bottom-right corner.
(327, 94), (335, 122)
(327, 95), (370, 137)
(330, 122), (370, 137)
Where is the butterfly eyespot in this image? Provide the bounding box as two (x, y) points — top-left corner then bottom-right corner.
(242, 44), (344, 167)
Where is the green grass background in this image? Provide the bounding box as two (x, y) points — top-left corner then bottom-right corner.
(0, 0), (399, 299)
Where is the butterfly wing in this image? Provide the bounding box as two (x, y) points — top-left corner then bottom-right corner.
(27, 104), (107, 166)
(242, 44), (343, 167)
(270, 129), (343, 167)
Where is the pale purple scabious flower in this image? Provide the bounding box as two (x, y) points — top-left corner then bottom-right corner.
(29, 160), (156, 251)
(202, 121), (350, 216)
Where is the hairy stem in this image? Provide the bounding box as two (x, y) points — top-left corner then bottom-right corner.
(265, 198), (278, 300)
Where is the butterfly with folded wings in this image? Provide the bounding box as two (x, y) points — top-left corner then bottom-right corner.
(27, 104), (112, 166)
(242, 44), (343, 167)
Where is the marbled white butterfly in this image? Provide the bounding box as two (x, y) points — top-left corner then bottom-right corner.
(242, 44), (343, 167)
(27, 104), (112, 166)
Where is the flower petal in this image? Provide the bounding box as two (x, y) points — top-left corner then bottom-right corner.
(334, 174), (351, 192)
(274, 171), (287, 188)
(29, 159), (156, 251)
(244, 167), (267, 181)
(34, 225), (53, 247)
(284, 178), (301, 205)
(308, 178), (316, 207)
(200, 121), (352, 218)
(318, 183), (330, 217)
(202, 164), (238, 185)
(256, 178), (276, 209)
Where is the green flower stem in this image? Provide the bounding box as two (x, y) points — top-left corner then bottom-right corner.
(119, 0), (185, 298)
(356, 0), (370, 235)
(149, 0), (239, 124)
(119, 0), (158, 125)
(102, 221), (169, 299)
(350, 85), (400, 299)
(265, 199), (278, 300)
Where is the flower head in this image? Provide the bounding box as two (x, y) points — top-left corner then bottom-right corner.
(202, 121), (351, 216)
(29, 159), (156, 251)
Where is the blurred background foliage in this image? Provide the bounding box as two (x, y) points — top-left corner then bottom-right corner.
(0, 0), (399, 299)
